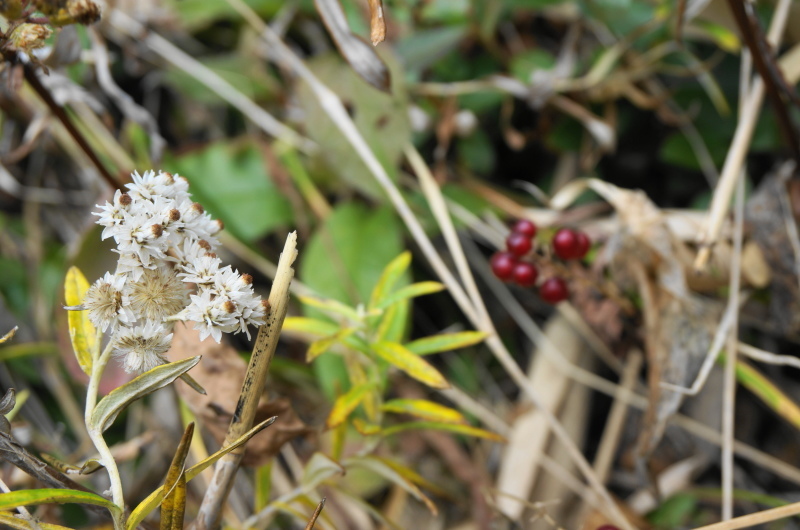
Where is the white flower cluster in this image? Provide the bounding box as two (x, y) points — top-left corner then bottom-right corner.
(82, 170), (267, 373)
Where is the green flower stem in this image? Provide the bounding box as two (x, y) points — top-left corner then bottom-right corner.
(85, 341), (125, 530)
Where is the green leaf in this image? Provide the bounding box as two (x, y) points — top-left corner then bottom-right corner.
(343, 455), (437, 515)
(127, 417), (277, 529)
(382, 421), (506, 442)
(372, 342), (449, 389)
(381, 399), (466, 424)
(166, 141), (293, 242)
(64, 267), (96, 375)
(0, 511), (74, 529)
(283, 317), (340, 337)
(160, 423), (194, 530)
(326, 382), (373, 429)
(307, 328), (356, 362)
(298, 296), (362, 323)
(405, 331), (489, 356)
(375, 282), (445, 310)
(368, 252), (412, 310)
(395, 26), (469, 73)
(0, 342), (59, 362)
(0, 488), (118, 512)
(91, 357), (201, 433)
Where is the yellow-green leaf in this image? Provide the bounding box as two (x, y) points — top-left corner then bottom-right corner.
(372, 342), (449, 389)
(0, 511), (72, 530)
(381, 422), (506, 442)
(725, 356), (800, 429)
(343, 455), (437, 515)
(371, 457), (450, 498)
(352, 418), (382, 436)
(126, 416), (277, 530)
(64, 267), (96, 375)
(307, 328), (356, 362)
(405, 331), (489, 356)
(0, 488), (119, 513)
(368, 251), (411, 309)
(0, 342), (59, 362)
(326, 383), (372, 429)
(161, 423), (194, 530)
(298, 296), (361, 323)
(283, 317), (340, 337)
(91, 357), (201, 433)
(381, 399), (466, 424)
(375, 282), (444, 310)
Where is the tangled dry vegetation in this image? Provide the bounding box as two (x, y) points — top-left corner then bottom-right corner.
(4, 0), (800, 529)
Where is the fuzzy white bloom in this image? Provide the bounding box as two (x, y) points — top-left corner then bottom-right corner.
(83, 272), (135, 332)
(113, 322), (173, 373)
(81, 168), (268, 372)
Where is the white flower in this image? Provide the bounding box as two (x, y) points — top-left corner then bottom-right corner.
(179, 201), (222, 244)
(170, 238), (215, 270)
(93, 190), (133, 240)
(178, 254), (222, 286)
(123, 266), (188, 323)
(112, 322), (173, 373)
(180, 289), (238, 343)
(83, 273), (135, 332)
(113, 210), (169, 268)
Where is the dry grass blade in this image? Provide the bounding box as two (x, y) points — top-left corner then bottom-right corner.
(694, 501), (800, 530)
(304, 497), (326, 530)
(194, 232), (298, 529)
(367, 0), (386, 46)
(161, 423), (194, 530)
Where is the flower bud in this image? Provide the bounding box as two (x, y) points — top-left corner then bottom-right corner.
(241, 273), (253, 285)
(198, 239), (211, 251)
(168, 209), (180, 222)
(150, 224), (163, 238)
(10, 24), (52, 52)
(118, 192), (132, 206)
(222, 300), (236, 313)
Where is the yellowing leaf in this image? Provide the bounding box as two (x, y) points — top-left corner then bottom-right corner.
(307, 328), (356, 362)
(381, 399), (466, 424)
(0, 511), (73, 530)
(127, 416), (277, 529)
(373, 341), (449, 389)
(375, 282), (444, 310)
(283, 317), (340, 337)
(368, 251), (411, 309)
(382, 421), (506, 442)
(405, 331), (488, 356)
(91, 357), (201, 433)
(326, 382), (372, 429)
(298, 296), (361, 323)
(343, 455), (437, 515)
(0, 488), (119, 513)
(301, 452), (345, 490)
(161, 423), (194, 530)
(64, 267), (96, 375)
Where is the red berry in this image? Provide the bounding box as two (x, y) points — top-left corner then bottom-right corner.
(552, 228), (578, 260)
(490, 252), (517, 281)
(511, 219), (537, 239)
(539, 277), (569, 303)
(512, 262), (538, 287)
(574, 231), (591, 259)
(506, 232), (532, 257)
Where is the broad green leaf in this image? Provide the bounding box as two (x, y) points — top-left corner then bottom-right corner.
(307, 328), (357, 362)
(64, 267), (96, 375)
(375, 282), (445, 310)
(368, 252), (412, 309)
(301, 452), (344, 490)
(161, 423), (194, 530)
(381, 399), (466, 424)
(405, 331), (489, 356)
(166, 141), (293, 242)
(298, 296), (362, 324)
(326, 383), (372, 429)
(91, 357), (201, 432)
(127, 417), (277, 529)
(0, 488), (118, 512)
(0, 512), (72, 530)
(373, 342), (449, 389)
(343, 455), (437, 515)
(382, 421), (506, 442)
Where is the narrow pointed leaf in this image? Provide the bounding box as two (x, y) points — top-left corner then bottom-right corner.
(373, 341), (449, 389)
(0, 327), (18, 344)
(79, 459), (104, 475)
(307, 328), (356, 362)
(284, 317), (340, 337)
(64, 267), (96, 375)
(91, 357), (201, 432)
(343, 455), (437, 515)
(298, 296), (363, 323)
(382, 421), (506, 442)
(0, 488), (119, 512)
(0, 512), (72, 530)
(352, 418), (382, 436)
(381, 399), (466, 424)
(301, 452), (345, 490)
(405, 331), (489, 356)
(127, 416), (277, 530)
(368, 252), (411, 309)
(372, 457), (451, 498)
(160, 423), (194, 530)
(375, 282), (444, 310)
(326, 383), (372, 428)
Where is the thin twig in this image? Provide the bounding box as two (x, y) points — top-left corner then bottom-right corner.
(304, 498), (326, 530)
(194, 233), (298, 530)
(695, 500), (800, 530)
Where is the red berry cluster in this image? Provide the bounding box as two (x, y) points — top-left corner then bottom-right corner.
(490, 220), (591, 304)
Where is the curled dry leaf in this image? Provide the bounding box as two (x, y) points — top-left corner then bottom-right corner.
(166, 323), (311, 467)
(745, 164), (800, 334)
(315, 0), (391, 92)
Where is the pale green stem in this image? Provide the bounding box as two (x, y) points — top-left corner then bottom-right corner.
(85, 341), (125, 530)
